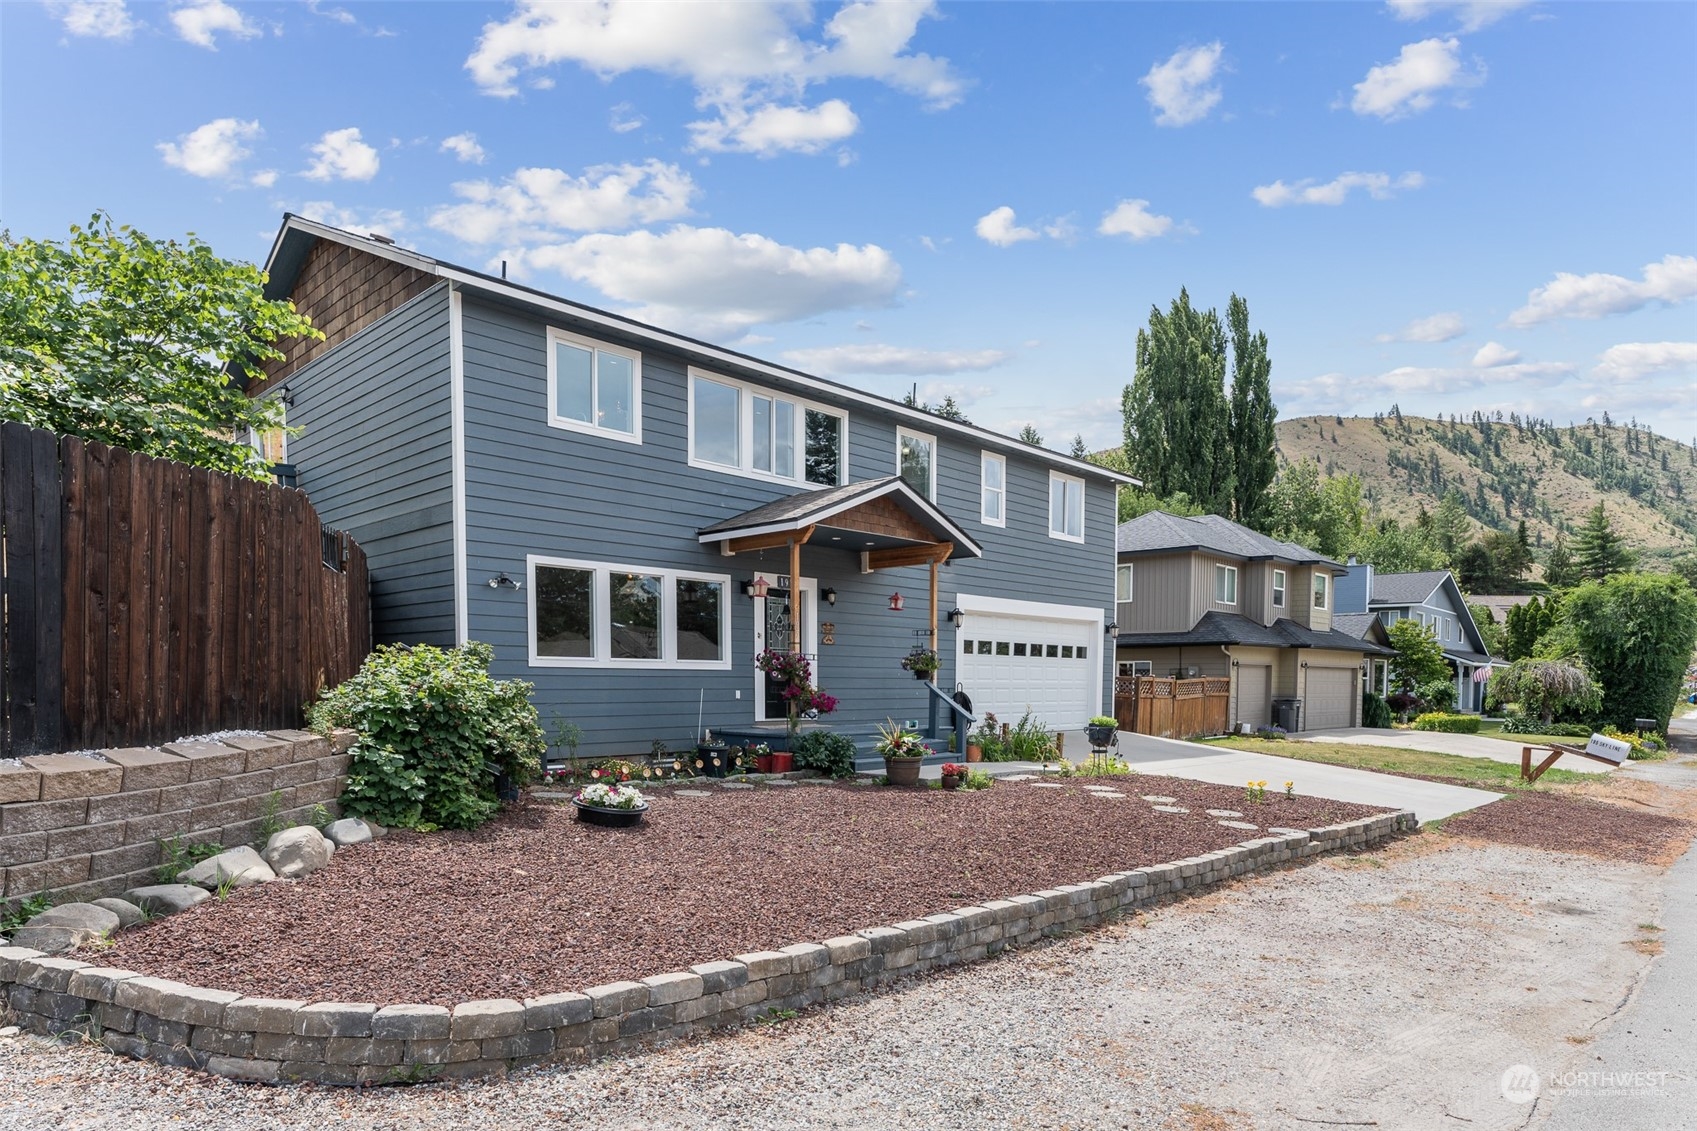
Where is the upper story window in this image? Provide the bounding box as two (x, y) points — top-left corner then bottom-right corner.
(688, 369), (845, 488)
(980, 452), (1006, 526)
(898, 427), (937, 500)
(1116, 563), (1134, 602)
(1312, 572), (1329, 610)
(1048, 472), (1084, 542)
(1272, 568), (1287, 608)
(546, 327), (641, 444)
(1214, 563), (1238, 605)
(530, 554), (729, 669)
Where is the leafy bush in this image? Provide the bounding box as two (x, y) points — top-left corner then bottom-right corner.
(1486, 659), (1601, 726)
(1542, 722), (1594, 738)
(1412, 712), (1480, 733)
(1416, 679), (1458, 713)
(1254, 725), (1287, 741)
(1003, 711), (1057, 761)
(792, 731), (858, 779)
(1598, 725), (1666, 760)
(1499, 710), (1543, 734)
(310, 642), (545, 830)
(1361, 692), (1393, 729)
(1565, 573), (1697, 731)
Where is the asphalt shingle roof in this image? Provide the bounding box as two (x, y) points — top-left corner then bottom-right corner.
(1115, 511), (1339, 568)
(1368, 570), (1448, 606)
(1115, 611), (1393, 656)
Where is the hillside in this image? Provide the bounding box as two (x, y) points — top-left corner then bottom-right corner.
(1275, 413), (1697, 561)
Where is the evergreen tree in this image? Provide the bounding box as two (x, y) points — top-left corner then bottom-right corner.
(1018, 423), (1044, 446)
(1543, 532), (1580, 588)
(1121, 288), (1232, 512)
(1572, 502), (1635, 580)
(1226, 294), (1277, 531)
(1068, 433), (1089, 459)
(1431, 491), (1472, 562)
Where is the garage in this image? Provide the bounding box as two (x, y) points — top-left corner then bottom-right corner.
(1235, 664), (1270, 730)
(1304, 667), (1357, 731)
(954, 598), (1101, 730)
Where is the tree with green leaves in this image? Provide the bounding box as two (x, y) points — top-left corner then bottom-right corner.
(1068, 433), (1089, 459)
(1564, 572), (1697, 730)
(1430, 491), (1472, 563)
(1571, 502), (1635, 580)
(1018, 423), (1044, 446)
(1386, 618), (1451, 694)
(1467, 602), (1505, 656)
(1265, 459), (1365, 560)
(1226, 294), (1276, 530)
(1502, 596), (1554, 661)
(1486, 659), (1600, 725)
(1543, 531), (1580, 588)
(0, 213), (316, 479)
(1121, 288), (1233, 513)
(1354, 518), (1446, 573)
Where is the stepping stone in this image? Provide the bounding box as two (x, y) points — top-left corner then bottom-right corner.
(1218, 820), (1260, 831)
(1151, 804), (1190, 814)
(720, 781), (754, 790)
(766, 780), (797, 787)
(1088, 791), (1126, 799)
(798, 779), (837, 786)
(1028, 782), (1066, 789)
(1206, 809), (1244, 818)
(1000, 774), (1037, 782)
(1141, 795), (1176, 804)
(673, 789), (712, 797)
(531, 790), (573, 800)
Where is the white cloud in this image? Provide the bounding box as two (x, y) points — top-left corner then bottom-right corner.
(49, 0), (136, 38)
(1592, 342), (1697, 382)
(305, 0), (355, 24)
(1351, 37), (1482, 119)
(609, 102), (645, 133)
(169, 0), (260, 49)
(1375, 312), (1466, 343)
(1507, 255), (1697, 327)
(689, 99), (859, 155)
(1285, 359), (1573, 405)
(1253, 171), (1425, 207)
(296, 201), (408, 237)
(780, 343), (1011, 377)
(1140, 42), (1225, 127)
(1097, 198), (1178, 241)
(990, 395), (1122, 453)
(304, 127), (380, 182)
(507, 225), (903, 338)
(439, 132), (486, 164)
(1472, 341), (1521, 367)
(156, 117), (261, 179)
(429, 161), (697, 244)
(250, 168), (277, 188)
(975, 206), (1038, 247)
(1386, 0), (1533, 33)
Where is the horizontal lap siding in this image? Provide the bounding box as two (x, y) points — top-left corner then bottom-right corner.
(284, 285), (455, 646)
(459, 297), (1115, 756)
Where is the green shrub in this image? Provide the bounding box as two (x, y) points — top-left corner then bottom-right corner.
(1499, 710), (1542, 734)
(1415, 679), (1458, 713)
(1411, 712), (1480, 733)
(1361, 692), (1393, 729)
(1003, 711), (1057, 761)
(309, 642), (546, 830)
(1540, 722), (1595, 738)
(791, 731), (858, 779)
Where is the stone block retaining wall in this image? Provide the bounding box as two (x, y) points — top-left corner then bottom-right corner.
(0, 730), (356, 908)
(0, 808), (1418, 1085)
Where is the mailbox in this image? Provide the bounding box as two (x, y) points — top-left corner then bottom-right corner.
(1583, 733), (1631, 764)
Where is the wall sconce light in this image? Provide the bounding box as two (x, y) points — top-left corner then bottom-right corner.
(278, 384), (295, 408)
(1231, 659), (1240, 668)
(487, 573), (522, 590)
(1103, 620), (1118, 635)
(947, 607), (964, 628)
(822, 587), (837, 606)
(744, 576), (770, 599)
(1301, 661), (1309, 669)
(887, 592), (905, 612)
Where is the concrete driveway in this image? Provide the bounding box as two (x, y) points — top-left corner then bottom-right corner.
(1112, 729), (1501, 824)
(1298, 726), (1617, 775)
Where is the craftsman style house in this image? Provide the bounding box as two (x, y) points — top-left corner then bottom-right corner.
(1332, 563), (1500, 713)
(1112, 512), (1392, 732)
(251, 215), (1127, 756)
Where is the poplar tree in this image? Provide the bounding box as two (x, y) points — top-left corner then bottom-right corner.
(1121, 289), (1233, 514)
(1227, 293), (1277, 530)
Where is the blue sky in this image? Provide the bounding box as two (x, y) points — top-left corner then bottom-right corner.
(4, 0), (1695, 451)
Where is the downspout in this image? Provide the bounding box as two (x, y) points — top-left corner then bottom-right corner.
(1220, 645), (1235, 730)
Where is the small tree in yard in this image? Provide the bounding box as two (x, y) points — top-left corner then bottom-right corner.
(0, 213), (317, 478)
(1487, 659), (1601, 725)
(1386, 619), (1451, 715)
(1563, 573), (1697, 731)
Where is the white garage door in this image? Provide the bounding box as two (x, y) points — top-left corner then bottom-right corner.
(1305, 667), (1357, 731)
(1236, 665), (1270, 729)
(956, 612), (1097, 730)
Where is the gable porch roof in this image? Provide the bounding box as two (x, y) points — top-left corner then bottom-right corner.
(696, 476), (982, 561)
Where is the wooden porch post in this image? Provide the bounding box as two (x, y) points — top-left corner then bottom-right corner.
(788, 537), (801, 654)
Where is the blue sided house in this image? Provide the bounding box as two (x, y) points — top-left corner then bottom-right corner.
(250, 216), (1129, 758)
(1332, 560), (1502, 713)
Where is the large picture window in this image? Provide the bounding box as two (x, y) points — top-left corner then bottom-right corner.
(898, 427), (936, 500)
(1048, 472), (1084, 542)
(546, 328), (641, 442)
(689, 369), (845, 487)
(529, 557), (729, 668)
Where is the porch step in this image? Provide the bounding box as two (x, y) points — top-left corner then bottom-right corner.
(706, 723), (959, 773)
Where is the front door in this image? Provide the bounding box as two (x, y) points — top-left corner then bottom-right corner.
(755, 578), (817, 721)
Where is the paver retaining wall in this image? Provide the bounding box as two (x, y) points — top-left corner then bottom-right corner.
(0, 807), (1418, 1085)
(0, 730), (356, 908)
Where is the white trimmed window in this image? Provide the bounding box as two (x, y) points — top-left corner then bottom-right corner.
(980, 452), (1006, 526)
(1116, 563), (1134, 602)
(528, 555), (730, 669)
(1312, 572), (1329, 610)
(687, 369), (845, 487)
(1272, 568), (1286, 608)
(1214, 563), (1238, 605)
(898, 427), (937, 501)
(1118, 660), (1153, 677)
(1048, 472), (1084, 542)
(546, 327), (641, 443)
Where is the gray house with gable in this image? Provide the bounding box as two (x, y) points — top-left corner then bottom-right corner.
(249, 215), (1129, 757)
(1333, 563), (1500, 713)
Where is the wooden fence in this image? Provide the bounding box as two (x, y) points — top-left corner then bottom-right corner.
(0, 422), (370, 758)
(1114, 675), (1231, 739)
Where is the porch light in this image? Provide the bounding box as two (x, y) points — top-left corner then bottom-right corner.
(745, 576), (770, 599)
(822, 587), (837, 606)
(887, 592), (905, 612)
(1104, 620), (1117, 634)
(948, 607), (964, 628)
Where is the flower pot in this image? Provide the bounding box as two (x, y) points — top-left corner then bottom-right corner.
(912, 668), (933, 680)
(754, 753), (775, 774)
(696, 744), (728, 778)
(884, 755), (924, 787)
(572, 800), (649, 828)
(770, 752), (794, 773)
(966, 743), (982, 763)
(1086, 723), (1116, 752)
(941, 772), (961, 790)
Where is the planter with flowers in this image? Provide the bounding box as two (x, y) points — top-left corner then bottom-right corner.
(572, 782), (649, 828)
(755, 649), (840, 742)
(939, 762), (965, 790)
(901, 647), (941, 681)
(876, 718), (928, 787)
(1086, 715), (1119, 752)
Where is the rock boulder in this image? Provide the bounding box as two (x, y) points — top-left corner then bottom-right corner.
(262, 825), (334, 879)
(10, 902), (121, 954)
(323, 817), (374, 847)
(90, 897), (147, 929)
(122, 883), (212, 916)
(177, 845), (276, 890)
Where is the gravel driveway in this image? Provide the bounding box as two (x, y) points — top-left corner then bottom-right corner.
(0, 834), (1670, 1131)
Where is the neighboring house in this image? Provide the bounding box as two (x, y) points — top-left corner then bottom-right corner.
(249, 215), (1129, 756)
(1332, 561), (1500, 713)
(1112, 512), (1393, 732)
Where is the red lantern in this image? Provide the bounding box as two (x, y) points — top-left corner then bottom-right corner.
(748, 575), (770, 599)
(887, 591), (905, 611)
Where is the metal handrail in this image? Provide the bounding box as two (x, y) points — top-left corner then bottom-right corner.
(923, 679), (977, 726)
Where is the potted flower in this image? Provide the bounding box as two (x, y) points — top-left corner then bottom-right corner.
(875, 717), (928, 787)
(572, 782), (649, 828)
(900, 647), (941, 681)
(750, 742), (774, 774)
(756, 650), (840, 740)
(1086, 715), (1118, 752)
(968, 713), (999, 762)
(940, 762), (965, 790)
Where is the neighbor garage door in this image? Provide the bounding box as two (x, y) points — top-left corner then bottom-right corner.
(1235, 665), (1270, 730)
(956, 611), (1097, 730)
(1305, 667), (1357, 731)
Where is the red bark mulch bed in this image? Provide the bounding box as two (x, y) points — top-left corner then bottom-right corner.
(101, 776), (1388, 1006)
(1440, 790), (1694, 863)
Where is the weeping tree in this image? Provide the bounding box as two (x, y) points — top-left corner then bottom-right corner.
(1486, 659), (1601, 725)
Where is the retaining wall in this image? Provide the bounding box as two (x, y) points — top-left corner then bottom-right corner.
(0, 730), (356, 908)
(0, 807), (1418, 1085)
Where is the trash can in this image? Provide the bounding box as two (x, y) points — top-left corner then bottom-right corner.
(1272, 698), (1303, 733)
